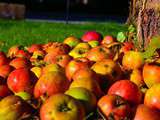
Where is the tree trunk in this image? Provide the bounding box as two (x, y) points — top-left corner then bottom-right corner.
(127, 0), (160, 49)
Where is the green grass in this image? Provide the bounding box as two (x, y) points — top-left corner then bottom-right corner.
(0, 19), (127, 52)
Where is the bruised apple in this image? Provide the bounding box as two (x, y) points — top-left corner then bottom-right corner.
(40, 93), (85, 120)
(98, 94), (131, 120)
(108, 80), (142, 105)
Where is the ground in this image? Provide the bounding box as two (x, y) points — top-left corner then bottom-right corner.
(0, 19), (127, 52)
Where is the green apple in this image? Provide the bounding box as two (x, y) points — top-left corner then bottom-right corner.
(65, 87), (97, 113)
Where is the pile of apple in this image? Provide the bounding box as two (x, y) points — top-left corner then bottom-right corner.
(0, 30), (160, 120)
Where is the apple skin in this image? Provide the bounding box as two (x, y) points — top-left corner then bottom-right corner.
(63, 36), (81, 48)
(0, 85), (12, 98)
(81, 31), (103, 42)
(27, 44), (42, 53)
(69, 77), (103, 98)
(101, 35), (115, 45)
(65, 87), (97, 113)
(130, 69), (145, 88)
(40, 93), (85, 120)
(134, 104), (160, 120)
(108, 80), (143, 105)
(9, 57), (31, 69)
(86, 45), (113, 62)
(15, 50), (31, 60)
(0, 52), (9, 67)
(144, 83), (160, 110)
(122, 51), (144, 70)
(88, 40), (100, 48)
(7, 68), (37, 94)
(65, 57), (91, 81)
(0, 95), (34, 120)
(34, 71), (70, 99)
(0, 65), (14, 79)
(53, 54), (72, 68)
(98, 94), (131, 120)
(143, 63), (160, 88)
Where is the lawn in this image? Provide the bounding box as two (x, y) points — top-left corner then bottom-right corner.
(0, 19), (127, 52)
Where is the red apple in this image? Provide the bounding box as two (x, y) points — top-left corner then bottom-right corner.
(0, 85), (12, 98)
(0, 52), (9, 66)
(34, 71), (70, 99)
(134, 104), (160, 120)
(0, 64), (14, 79)
(40, 93), (85, 120)
(108, 80), (143, 105)
(81, 31), (103, 42)
(7, 68), (37, 94)
(98, 94), (131, 120)
(101, 35), (115, 45)
(27, 44), (42, 53)
(9, 57), (31, 69)
(15, 50), (31, 59)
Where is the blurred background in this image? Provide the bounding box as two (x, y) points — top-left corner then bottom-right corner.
(0, 0), (130, 22)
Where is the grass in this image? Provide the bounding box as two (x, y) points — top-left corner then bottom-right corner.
(0, 19), (127, 52)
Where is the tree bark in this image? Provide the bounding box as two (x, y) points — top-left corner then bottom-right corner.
(127, 0), (160, 49)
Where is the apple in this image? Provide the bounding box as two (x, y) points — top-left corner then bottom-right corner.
(0, 52), (9, 67)
(120, 41), (135, 53)
(65, 57), (91, 81)
(101, 35), (115, 45)
(130, 69), (145, 88)
(134, 104), (160, 120)
(9, 57), (31, 69)
(44, 42), (70, 54)
(143, 63), (160, 88)
(69, 77), (103, 98)
(144, 83), (160, 110)
(34, 71), (70, 99)
(27, 44), (42, 53)
(86, 46), (113, 62)
(15, 50), (31, 59)
(88, 40), (99, 48)
(42, 63), (65, 75)
(31, 66), (42, 78)
(98, 94), (131, 120)
(74, 42), (91, 49)
(40, 93), (85, 120)
(53, 54), (72, 68)
(30, 50), (45, 61)
(91, 59), (122, 89)
(72, 67), (100, 83)
(108, 80), (143, 105)
(0, 85), (12, 98)
(0, 64), (14, 79)
(81, 31), (103, 42)
(0, 95), (33, 120)
(7, 45), (21, 58)
(122, 51), (144, 70)
(63, 36), (81, 48)
(7, 68), (37, 94)
(65, 87), (97, 113)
